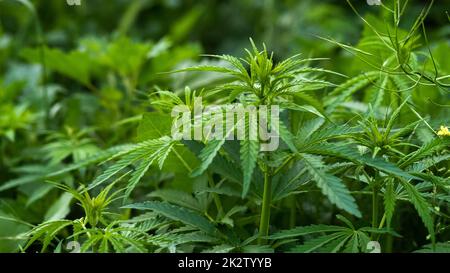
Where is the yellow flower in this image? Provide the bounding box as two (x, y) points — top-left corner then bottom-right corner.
(437, 126), (450, 136)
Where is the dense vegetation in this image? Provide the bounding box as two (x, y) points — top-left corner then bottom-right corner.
(0, 0), (449, 253)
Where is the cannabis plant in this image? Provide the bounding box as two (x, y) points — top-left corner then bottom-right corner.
(0, 0), (448, 253)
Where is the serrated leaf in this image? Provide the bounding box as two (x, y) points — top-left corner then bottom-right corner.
(269, 224), (347, 240)
(280, 102), (324, 118)
(48, 144), (134, 177)
(240, 139), (259, 198)
(400, 180), (435, 243)
(123, 201), (217, 234)
(384, 179), (396, 227)
(301, 154), (361, 217)
(289, 232), (348, 253)
(88, 137), (173, 191)
(24, 220), (72, 252)
(191, 139), (226, 177)
(325, 71), (379, 113)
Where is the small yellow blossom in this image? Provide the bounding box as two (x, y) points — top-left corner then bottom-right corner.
(437, 126), (450, 136)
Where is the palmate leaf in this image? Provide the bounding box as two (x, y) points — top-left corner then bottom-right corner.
(24, 220), (73, 252)
(407, 153), (450, 173)
(319, 233), (354, 253)
(123, 201), (217, 235)
(190, 109), (245, 178)
(274, 221), (394, 253)
(137, 112), (199, 174)
(343, 232), (361, 253)
(295, 118), (325, 143)
(399, 179), (435, 243)
(300, 153), (361, 217)
(88, 136), (174, 191)
(125, 140), (175, 199)
(78, 227), (148, 253)
(289, 232), (348, 253)
(399, 138), (450, 168)
(410, 173), (449, 193)
(125, 158), (155, 201)
(305, 143), (419, 180)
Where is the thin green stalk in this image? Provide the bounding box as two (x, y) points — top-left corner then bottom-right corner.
(386, 233), (394, 253)
(272, 154), (294, 176)
(376, 213), (387, 242)
(372, 185), (379, 240)
(172, 148), (192, 172)
(378, 213), (386, 229)
(207, 173), (224, 218)
(258, 169), (272, 245)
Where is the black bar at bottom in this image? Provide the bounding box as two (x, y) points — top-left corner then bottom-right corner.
(0, 253), (445, 272)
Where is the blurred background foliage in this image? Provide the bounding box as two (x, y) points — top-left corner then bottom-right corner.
(0, 0), (448, 252)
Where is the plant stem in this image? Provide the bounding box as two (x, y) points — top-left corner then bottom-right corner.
(258, 170), (272, 244)
(272, 154), (294, 176)
(386, 234), (393, 253)
(207, 173), (224, 218)
(173, 148), (192, 172)
(378, 213), (386, 229)
(372, 185), (379, 239)
(376, 212), (387, 243)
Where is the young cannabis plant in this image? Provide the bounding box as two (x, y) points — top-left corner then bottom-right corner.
(171, 39), (356, 243)
(23, 179), (158, 253)
(20, 17), (446, 252)
(66, 39), (358, 247)
(51, 181), (124, 227)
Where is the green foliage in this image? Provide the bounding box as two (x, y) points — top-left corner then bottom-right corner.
(0, 0), (448, 253)
(240, 139), (259, 198)
(270, 215), (399, 253)
(300, 153), (361, 217)
(123, 201), (218, 235)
